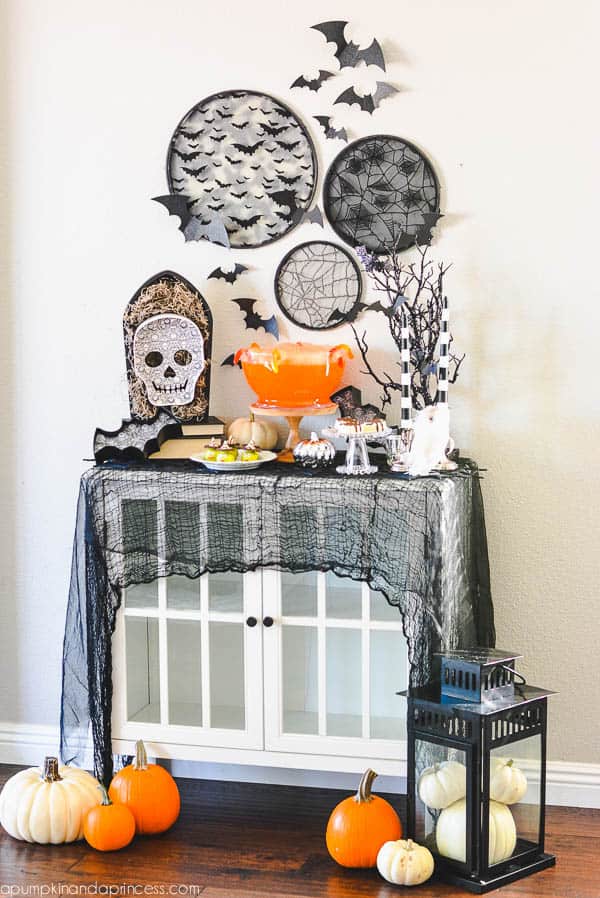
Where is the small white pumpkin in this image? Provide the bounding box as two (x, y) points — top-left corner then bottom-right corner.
(436, 798), (516, 865)
(377, 838), (434, 887)
(490, 758), (527, 805)
(227, 414), (278, 450)
(417, 760), (466, 810)
(0, 756), (102, 844)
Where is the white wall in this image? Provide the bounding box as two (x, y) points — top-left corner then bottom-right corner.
(0, 0), (599, 775)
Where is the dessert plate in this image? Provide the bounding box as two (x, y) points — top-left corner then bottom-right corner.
(190, 450), (277, 472)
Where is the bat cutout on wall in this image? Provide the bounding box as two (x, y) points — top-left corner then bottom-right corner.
(221, 353), (241, 367)
(311, 21), (386, 71)
(300, 207), (324, 227)
(233, 298), (280, 339)
(290, 70), (335, 92)
(208, 264), (248, 285)
(334, 83), (398, 114)
(152, 195), (230, 247)
(313, 116), (348, 142)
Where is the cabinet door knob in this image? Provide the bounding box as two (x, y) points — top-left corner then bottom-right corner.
(246, 616), (258, 628)
(263, 616), (274, 628)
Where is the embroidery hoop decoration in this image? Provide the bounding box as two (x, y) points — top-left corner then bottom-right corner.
(166, 89), (318, 249)
(323, 134), (440, 254)
(274, 240), (363, 330)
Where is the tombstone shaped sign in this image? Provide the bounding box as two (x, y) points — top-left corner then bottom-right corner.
(123, 271), (212, 422)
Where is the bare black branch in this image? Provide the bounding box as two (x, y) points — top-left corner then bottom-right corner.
(354, 241), (465, 410)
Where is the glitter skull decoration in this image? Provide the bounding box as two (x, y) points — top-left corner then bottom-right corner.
(133, 313), (205, 407)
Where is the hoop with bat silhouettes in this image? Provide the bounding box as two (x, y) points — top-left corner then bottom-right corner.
(323, 134), (441, 255)
(164, 89), (318, 249)
(274, 240), (363, 330)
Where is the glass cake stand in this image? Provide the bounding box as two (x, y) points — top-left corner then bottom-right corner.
(323, 426), (393, 476)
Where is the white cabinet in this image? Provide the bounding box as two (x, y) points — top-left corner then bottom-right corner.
(113, 570), (409, 775)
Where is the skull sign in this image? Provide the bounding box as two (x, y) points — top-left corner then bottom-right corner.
(133, 313), (205, 407)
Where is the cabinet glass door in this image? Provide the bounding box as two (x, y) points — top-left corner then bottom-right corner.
(113, 569), (262, 749)
(263, 570), (409, 760)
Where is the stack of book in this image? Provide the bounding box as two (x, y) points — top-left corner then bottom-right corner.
(148, 417), (225, 460)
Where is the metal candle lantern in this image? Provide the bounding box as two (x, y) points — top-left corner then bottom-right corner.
(403, 648), (556, 893)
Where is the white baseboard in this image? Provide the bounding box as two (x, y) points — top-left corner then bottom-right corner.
(1, 721), (599, 809)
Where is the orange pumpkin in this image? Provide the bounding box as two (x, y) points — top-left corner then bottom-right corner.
(326, 769), (402, 868)
(108, 740), (180, 835)
(83, 785), (136, 851)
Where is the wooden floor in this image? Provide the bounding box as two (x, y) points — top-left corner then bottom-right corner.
(1, 764), (599, 897)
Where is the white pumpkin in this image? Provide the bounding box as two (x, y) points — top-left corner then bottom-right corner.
(490, 758), (527, 805)
(436, 798), (516, 865)
(377, 838), (434, 887)
(417, 760), (467, 810)
(227, 414), (278, 450)
(0, 756), (102, 843)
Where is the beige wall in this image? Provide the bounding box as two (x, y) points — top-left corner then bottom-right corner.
(0, 0), (598, 765)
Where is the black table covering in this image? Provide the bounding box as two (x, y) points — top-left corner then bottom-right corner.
(60, 459), (494, 784)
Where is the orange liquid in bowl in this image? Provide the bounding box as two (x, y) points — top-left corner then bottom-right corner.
(234, 342), (353, 409)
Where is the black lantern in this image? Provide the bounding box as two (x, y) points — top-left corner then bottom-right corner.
(403, 648), (556, 893)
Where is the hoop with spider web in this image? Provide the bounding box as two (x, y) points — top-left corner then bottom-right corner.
(274, 240), (363, 330)
(323, 135), (441, 254)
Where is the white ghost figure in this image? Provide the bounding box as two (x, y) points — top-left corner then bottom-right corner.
(133, 313), (205, 407)
(408, 404), (451, 477)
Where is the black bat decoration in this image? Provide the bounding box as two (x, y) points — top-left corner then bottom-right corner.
(229, 214), (262, 229)
(152, 195), (230, 247)
(232, 142), (262, 156)
(172, 148), (201, 162)
(278, 174), (301, 186)
(208, 202), (225, 211)
(334, 82), (398, 114)
(221, 353), (241, 367)
(211, 134), (227, 142)
(180, 128), (202, 140)
(311, 20), (386, 70)
(225, 155), (243, 165)
(300, 207), (324, 227)
(208, 264), (249, 285)
(278, 139), (302, 151)
(258, 124), (288, 137)
(215, 178), (232, 188)
(231, 190), (248, 199)
(290, 70), (335, 92)
(267, 189), (299, 221)
(313, 116), (348, 142)
(233, 298), (279, 339)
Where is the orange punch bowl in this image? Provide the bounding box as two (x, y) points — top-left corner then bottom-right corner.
(234, 342), (353, 452)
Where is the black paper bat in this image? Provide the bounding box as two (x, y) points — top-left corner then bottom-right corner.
(290, 70), (335, 92)
(267, 189), (299, 221)
(231, 190), (248, 199)
(313, 116), (348, 142)
(221, 353), (241, 367)
(215, 178), (232, 188)
(229, 214), (261, 229)
(333, 82), (398, 114)
(225, 155), (243, 165)
(208, 202), (225, 212)
(233, 298), (279, 338)
(311, 21), (386, 71)
(180, 129), (202, 140)
(300, 207), (324, 227)
(152, 195), (229, 247)
(208, 264), (248, 285)
(211, 134), (227, 142)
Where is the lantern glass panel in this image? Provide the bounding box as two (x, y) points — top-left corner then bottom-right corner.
(414, 738), (468, 862)
(488, 734), (542, 867)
